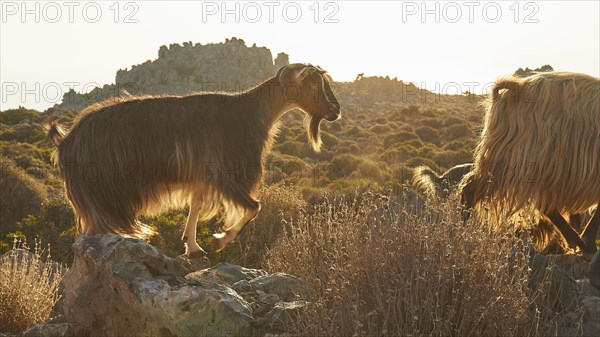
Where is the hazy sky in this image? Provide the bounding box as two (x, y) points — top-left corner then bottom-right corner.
(1, 1), (599, 111)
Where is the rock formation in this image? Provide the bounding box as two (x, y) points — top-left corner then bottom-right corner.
(57, 38), (289, 110)
(41, 235), (311, 337)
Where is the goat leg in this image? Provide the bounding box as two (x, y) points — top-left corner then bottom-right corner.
(546, 211), (587, 252)
(580, 206), (600, 260)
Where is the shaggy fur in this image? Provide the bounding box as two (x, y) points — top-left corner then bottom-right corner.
(413, 163), (474, 201)
(461, 71), (600, 254)
(48, 64), (341, 253)
(413, 162), (592, 251)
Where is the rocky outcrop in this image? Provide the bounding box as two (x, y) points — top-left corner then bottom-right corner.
(19, 235), (600, 337)
(57, 38), (289, 110)
(589, 250), (600, 290)
(525, 249), (600, 337)
(45, 235), (311, 337)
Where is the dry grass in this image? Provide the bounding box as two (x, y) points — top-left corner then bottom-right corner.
(0, 240), (64, 333)
(220, 184), (307, 267)
(265, 190), (561, 337)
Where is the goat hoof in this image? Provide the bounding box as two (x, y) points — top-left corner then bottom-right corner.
(187, 250), (207, 259)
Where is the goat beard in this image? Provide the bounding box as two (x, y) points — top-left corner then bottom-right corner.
(307, 115), (323, 153)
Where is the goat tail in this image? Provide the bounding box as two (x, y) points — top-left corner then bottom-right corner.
(412, 165), (442, 199)
(46, 123), (66, 147)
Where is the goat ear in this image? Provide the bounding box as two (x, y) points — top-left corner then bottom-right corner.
(278, 64), (315, 85)
(277, 63), (310, 85)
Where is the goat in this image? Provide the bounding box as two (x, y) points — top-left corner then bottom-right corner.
(460, 72), (600, 259)
(412, 163), (474, 201)
(414, 163), (591, 252)
(47, 63), (341, 258)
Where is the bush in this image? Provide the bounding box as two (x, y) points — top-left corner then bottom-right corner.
(383, 131), (418, 147)
(403, 156), (439, 170)
(267, 152), (310, 181)
(147, 210), (193, 258)
(369, 124), (393, 134)
(0, 107), (39, 126)
(0, 141), (54, 173)
(432, 149), (473, 170)
(0, 123), (46, 144)
(343, 125), (371, 140)
(415, 126), (441, 146)
(265, 191), (558, 337)
(329, 154), (364, 179)
(0, 158), (47, 235)
(355, 160), (388, 184)
(444, 123), (475, 140)
(220, 184), (307, 267)
(11, 200), (76, 264)
(443, 116), (466, 127)
(379, 145), (421, 164)
(401, 138), (425, 149)
(419, 117), (444, 129)
(275, 140), (312, 158)
(319, 131), (340, 148)
(0, 241), (64, 334)
(337, 141), (361, 155)
(443, 139), (476, 152)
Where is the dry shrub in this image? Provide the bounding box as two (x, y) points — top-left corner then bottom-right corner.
(265, 191), (557, 337)
(0, 240), (64, 333)
(0, 158), (47, 234)
(220, 184), (307, 267)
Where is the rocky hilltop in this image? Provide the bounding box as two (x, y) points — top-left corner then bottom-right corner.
(57, 37), (290, 110)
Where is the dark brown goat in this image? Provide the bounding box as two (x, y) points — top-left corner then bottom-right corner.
(48, 64), (341, 257)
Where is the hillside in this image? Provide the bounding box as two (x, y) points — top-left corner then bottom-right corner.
(2, 39), (599, 337)
(0, 38), (483, 260)
(47, 38), (484, 193)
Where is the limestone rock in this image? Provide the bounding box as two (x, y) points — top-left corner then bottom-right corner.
(528, 251), (582, 312)
(589, 250), (600, 290)
(258, 301), (307, 332)
(579, 279), (600, 298)
(46, 234), (311, 337)
(56, 38), (290, 110)
(546, 254), (590, 280)
(522, 248), (600, 336)
(580, 296), (600, 337)
(22, 323), (72, 337)
(250, 273), (316, 302)
(187, 262), (267, 286)
(57, 235), (252, 337)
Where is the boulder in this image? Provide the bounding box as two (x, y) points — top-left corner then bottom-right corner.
(580, 296), (600, 337)
(22, 323), (72, 337)
(257, 301), (308, 332)
(520, 247), (600, 336)
(250, 273), (316, 302)
(187, 262), (267, 286)
(546, 254), (590, 280)
(528, 250), (582, 312)
(43, 235), (311, 337)
(589, 250), (600, 290)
